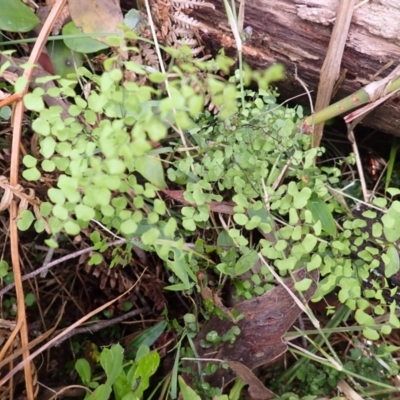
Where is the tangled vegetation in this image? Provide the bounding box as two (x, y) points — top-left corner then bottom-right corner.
(1, 1), (400, 399)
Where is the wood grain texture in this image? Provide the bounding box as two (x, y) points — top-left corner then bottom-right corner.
(192, 0), (400, 136)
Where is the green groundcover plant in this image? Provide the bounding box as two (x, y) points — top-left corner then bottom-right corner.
(10, 32), (400, 397)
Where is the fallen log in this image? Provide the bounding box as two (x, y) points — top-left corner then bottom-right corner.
(191, 0), (400, 137)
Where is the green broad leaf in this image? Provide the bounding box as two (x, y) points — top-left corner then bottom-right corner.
(248, 205), (276, 236)
(75, 204), (95, 221)
(165, 282), (194, 291)
(307, 195), (336, 237)
(381, 324), (392, 335)
(389, 312), (400, 328)
(124, 9), (142, 29)
(148, 72), (167, 84)
(87, 384), (112, 400)
(233, 213), (248, 226)
(125, 321), (167, 358)
(100, 344), (124, 386)
(64, 220), (80, 236)
(163, 217), (177, 237)
(90, 231), (101, 244)
(135, 154), (166, 189)
(48, 188), (66, 205)
(0, 260), (9, 278)
(188, 94), (204, 117)
(355, 309), (375, 326)
(302, 234), (317, 253)
(24, 292), (36, 306)
(52, 204), (69, 220)
(141, 228), (160, 245)
(40, 202), (53, 217)
(293, 187), (312, 209)
(146, 119), (168, 142)
(131, 350), (160, 397)
(372, 197), (387, 208)
(178, 376), (201, 400)
(15, 76), (29, 93)
(75, 358), (92, 385)
(154, 199), (166, 215)
(217, 231), (235, 248)
(104, 159), (125, 175)
(40, 136), (57, 158)
(166, 258), (189, 287)
(89, 253), (103, 265)
(112, 374), (130, 400)
(307, 254), (321, 271)
(275, 256), (297, 272)
(363, 327), (379, 341)
(17, 210), (35, 231)
(383, 245), (400, 278)
(294, 278), (312, 292)
(234, 250), (258, 276)
(120, 219), (138, 235)
(0, 0), (39, 32)
(372, 222), (382, 237)
(386, 188), (400, 197)
(22, 155), (37, 168)
(182, 218), (195, 231)
(45, 238), (59, 248)
(62, 21), (109, 53)
(382, 207), (400, 242)
(24, 93), (45, 112)
(125, 61), (146, 75)
(22, 167), (41, 181)
(0, 106), (12, 120)
(47, 39), (83, 79)
(41, 160), (56, 172)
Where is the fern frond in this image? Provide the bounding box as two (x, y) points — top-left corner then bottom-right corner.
(190, 46), (205, 56)
(171, 12), (202, 29)
(140, 43), (160, 69)
(171, 0), (215, 9)
(173, 27), (194, 37)
(176, 38), (199, 46)
(166, 30), (178, 46)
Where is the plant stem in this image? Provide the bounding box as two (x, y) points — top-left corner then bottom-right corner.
(302, 75), (400, 131)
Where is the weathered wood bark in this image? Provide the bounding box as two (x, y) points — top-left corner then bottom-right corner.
(192, 0), (400, 137)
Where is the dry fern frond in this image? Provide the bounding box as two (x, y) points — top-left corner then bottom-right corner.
(149, 0), (210, 58)
(173, 27), (194, 37)
(44, 0), (70, 35)
(176, 38), (200, 46)
(0, 176), (40, 212)
(165, 30), (178, 46)
(188, 45), (205, 56)
(171, 12), (203, 29)
(171, 0), (215, 9)
(140, 43), (160, 70)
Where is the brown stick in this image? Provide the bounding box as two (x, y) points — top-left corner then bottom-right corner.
(312, 0), (356, 148)
(7, 1), (68, 398)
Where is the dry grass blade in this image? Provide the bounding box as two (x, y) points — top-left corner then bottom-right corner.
(0, 303), (65, 371)
(5, 0), (69, 398)
(0, 270), (146, 386)
(312, 0), (356, 148)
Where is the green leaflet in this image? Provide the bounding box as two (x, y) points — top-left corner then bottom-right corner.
(0, 0), (39, 32)
(307, 195), (336, 237)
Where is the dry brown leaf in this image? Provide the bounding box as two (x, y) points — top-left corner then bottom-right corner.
(337, 379), (363, 400)
(228, 361), (275, 400)
(161, 189), (235, 214)
(184, 268), (319, 389)
(68, 0), (124, 44)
